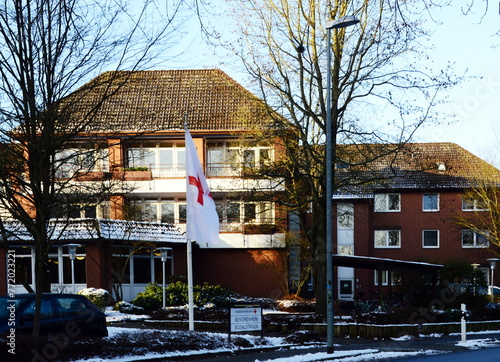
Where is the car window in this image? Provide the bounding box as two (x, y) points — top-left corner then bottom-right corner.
(23, 299), (54, 320)
(0, 297), (30, 318)
(56, 297), (87, 317)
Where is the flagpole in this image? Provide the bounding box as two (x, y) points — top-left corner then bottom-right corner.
(184, 115), (195, 331)
(187, 237), (194, 331)
(184, 115), (219, 332)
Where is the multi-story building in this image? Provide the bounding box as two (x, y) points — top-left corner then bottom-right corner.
(332, 142), (500, 301)
(0, 69), (288, 301)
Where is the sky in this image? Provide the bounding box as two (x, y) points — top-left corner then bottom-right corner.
(161, 1), (500, 165)
(412, 2), (500, 164)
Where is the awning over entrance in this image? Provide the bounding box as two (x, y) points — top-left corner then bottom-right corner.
(332, 254), (443, 274)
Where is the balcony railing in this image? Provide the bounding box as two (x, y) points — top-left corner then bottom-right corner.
(176, 221), (278, 234)
(56, 162), (276, 180)
(128, 163), (262, 178)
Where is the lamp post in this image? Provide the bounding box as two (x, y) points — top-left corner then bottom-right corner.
(65, 244), (81, 294)
(487, 258), (500, 303)
(325, 15), (359, 354)
(157, 247), (172, 309)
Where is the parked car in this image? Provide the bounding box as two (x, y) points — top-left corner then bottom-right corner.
(0, 293), (108, 338)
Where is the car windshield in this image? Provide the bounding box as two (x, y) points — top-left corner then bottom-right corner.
(0, 297), (31, 318)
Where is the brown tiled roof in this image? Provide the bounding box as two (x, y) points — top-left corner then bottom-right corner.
(62, 69), (274, 133)
(335, 142), (500, 192)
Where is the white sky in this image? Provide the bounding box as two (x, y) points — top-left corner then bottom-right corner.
(413, 2), (500, 164)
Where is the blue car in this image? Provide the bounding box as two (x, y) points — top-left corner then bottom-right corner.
(0, 293), (108, 338)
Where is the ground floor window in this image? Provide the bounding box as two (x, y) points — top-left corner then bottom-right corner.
(111, 246), (174, 286)
(374, 270), (402, 286)
(9, 245), (86, 290)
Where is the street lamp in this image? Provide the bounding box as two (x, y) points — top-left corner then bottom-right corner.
(65, 244), (81, 294)
(325, 15), (360, 354)
(487, 258), (500, 303)
(157, 247), (172, 309)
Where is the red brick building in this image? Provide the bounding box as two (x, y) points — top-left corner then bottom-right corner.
(332, 143), (500, 301)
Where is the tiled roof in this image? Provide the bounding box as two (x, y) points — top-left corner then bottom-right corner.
(335, 142), (500, 193)
(62, 69), (275, 133)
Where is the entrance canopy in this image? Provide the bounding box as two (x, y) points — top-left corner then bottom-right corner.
(332, 254), (443, 274)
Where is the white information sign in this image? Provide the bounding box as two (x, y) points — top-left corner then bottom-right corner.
(230, 307), (262, 332)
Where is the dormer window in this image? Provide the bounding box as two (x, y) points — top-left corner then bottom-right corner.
(335, 161), (350, 170)
(436, 162), (446, 171)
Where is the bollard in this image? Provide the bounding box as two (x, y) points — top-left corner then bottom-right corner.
(461, 303), (466, 343)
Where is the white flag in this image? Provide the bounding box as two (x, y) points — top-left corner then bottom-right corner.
(185, 128), (220, 243)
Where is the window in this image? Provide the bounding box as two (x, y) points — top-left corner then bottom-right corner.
(62, 246), (86, 284)
(206, 141), (273, 176)
(13, 247), (34, 285)
(423, 194), (439, 211)
(423, 230), (439, 248)
(57, 297), (87, 317)
(126, 142), (186, 177)
(24, 299), (54, 320)
(133, 248), (152, 284)
(55, 144), (109, 178)
(462, 229), (489, 248)
(215, 199), (274, 231)
(462, 197), (488, 211)
(128, 197), (186, 224)
(51, 200), (110, 220)
(112, 246), (131, 284)
(112, 246), (173, 286)
(374, 194), (400, 212)
(374, 271), (402, 286)
(374, 230), (401, 248)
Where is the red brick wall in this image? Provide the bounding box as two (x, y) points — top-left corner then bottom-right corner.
(86, 244), (108, 290)
(369, 191), (493, 264)
(334, 191), (499, 299)
(193, 249), (286, 299)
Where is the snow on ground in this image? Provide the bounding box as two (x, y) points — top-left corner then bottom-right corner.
(71, 309), (500, 362)
(105, 307), (149, 323)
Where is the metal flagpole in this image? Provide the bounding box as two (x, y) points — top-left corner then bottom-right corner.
(184, 114), (195, 331)
(187, 237), (194, 331)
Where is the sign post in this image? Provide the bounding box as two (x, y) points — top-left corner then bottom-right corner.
(228, 303), (263, 342)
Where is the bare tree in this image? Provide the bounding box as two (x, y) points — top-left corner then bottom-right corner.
(455, 159), (500, 257)
(0, 0), (206, 348)
(221, 0), (462, 313)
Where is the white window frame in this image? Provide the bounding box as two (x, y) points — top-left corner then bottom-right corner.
(126, 142), (186, 177)
(462, 197), (488, 211)
(129, 197), (186, 224)
(374, 230), (401, 248)
(55, 144), (109, 177)
(374, 270), (401, 286)
(422, 230), (440, 248)
(423, 193), (439, 212)
(462, 229), (489, 248)
(206, 141), (274, 177)
(374, 193), (401, 212)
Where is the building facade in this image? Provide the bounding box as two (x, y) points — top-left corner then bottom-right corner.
(332, 143), (500, 301)
(1, 69), (289, 301)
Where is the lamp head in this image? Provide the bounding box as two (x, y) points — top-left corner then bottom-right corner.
(487, 258), (500, 270)
(326, 15), (360, 30)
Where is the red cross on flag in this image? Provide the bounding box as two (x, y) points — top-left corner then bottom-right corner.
(185, 128), (220, 244)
